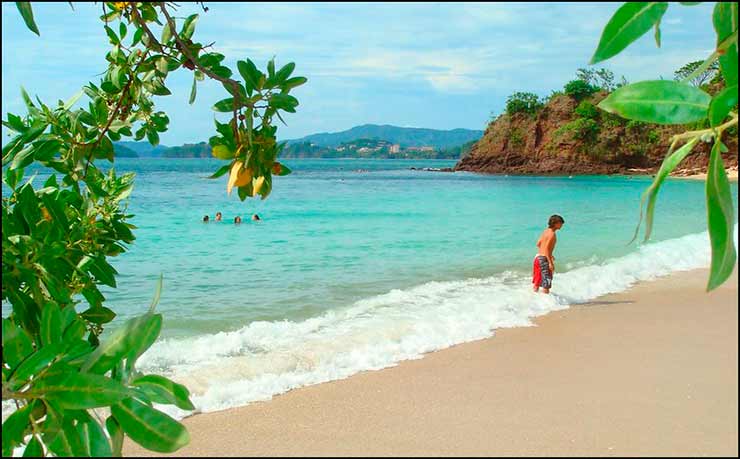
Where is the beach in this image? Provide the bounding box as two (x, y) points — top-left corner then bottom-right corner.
(672, 166), (739, 181)
(125, 267), (738, 457)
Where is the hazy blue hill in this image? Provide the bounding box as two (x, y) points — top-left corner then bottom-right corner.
(114, 141), (169, 157)
(163, 142), (210, 158)
(287, 124), (483, 148)
(113, 124), (483, 159)
(113, 143), (139, 157)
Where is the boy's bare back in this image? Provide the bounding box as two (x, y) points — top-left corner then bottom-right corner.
(536, 228), (557, 272)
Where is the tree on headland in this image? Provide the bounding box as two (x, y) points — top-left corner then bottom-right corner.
(505, 92), (544, 116)
(591, 2), (737, 291)
(2, 1), (306, 456)
(674, 59), (721, 87)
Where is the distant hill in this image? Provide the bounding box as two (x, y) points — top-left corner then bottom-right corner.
(112, 124), (484, 159)
(113, 143), (139, 158)
(163, 142), (210, 158)
(286, 124), (483, 149)
(114, 141), (169, 157)
(281, 137), (472, 159)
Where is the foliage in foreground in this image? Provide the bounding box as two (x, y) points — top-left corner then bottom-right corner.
(591, 1), (737, 291)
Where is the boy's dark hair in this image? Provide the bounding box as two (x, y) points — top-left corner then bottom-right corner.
(548, 214), (564, 228)
(203, 215), (209, 222)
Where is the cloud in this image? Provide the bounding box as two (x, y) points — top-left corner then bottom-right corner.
(2, 1), (720, 142)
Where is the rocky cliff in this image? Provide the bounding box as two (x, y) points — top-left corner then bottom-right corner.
(455, 91), (738, 175)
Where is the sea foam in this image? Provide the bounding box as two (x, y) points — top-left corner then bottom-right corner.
(136, 226), (735, 419)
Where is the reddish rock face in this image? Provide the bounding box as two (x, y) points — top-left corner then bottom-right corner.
(454, 91), (738, 176)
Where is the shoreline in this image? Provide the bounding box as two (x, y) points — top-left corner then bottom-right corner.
(670, 166), (739, 181)
(125, 267), (738, 457)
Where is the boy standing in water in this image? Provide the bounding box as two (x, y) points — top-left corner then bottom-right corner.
(533, 214), (565, 294)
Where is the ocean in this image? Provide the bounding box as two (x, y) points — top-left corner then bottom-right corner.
(3, 158), (738, 418)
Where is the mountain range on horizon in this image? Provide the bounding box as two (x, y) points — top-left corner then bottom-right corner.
(114, 124), (483, 158)
(286, 124), (483, 149)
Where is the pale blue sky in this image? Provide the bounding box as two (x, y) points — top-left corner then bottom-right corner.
(2, 2), (717, 145)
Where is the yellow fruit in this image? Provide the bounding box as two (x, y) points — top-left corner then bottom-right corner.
(253, 175), (265, 195)
(227, 161), (253, 195)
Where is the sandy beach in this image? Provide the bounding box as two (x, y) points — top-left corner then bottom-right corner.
(672, 166), (739, 181)
(126, 268), (738, 457)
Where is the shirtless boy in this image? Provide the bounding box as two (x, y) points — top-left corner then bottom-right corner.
(533, 214), (565, 294)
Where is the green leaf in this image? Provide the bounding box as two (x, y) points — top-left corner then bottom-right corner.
(156, 57), (169, 75)
(212, 97), (237, 112)
(132, 375), (196, 410)
(598, 80), (711, 124)
(41, 302), (63, 347)
(709, 85), (739, 127)
(632, 138), (699, 243)
(161, 22), (172, 43)
(10, 342), (65, 389)
(81, 306), (116, 324)
(106, 416), (124, 457)
(3, 113), (26, 132)
(705, 141), (737, 291)
(80, 255), (118, 287)
(2, 402), (31, 455)
(20, 86), (36, 109)
(283, 76), (307, 90)
(237, 59), (262, 94)
(590, 2), (669, 64)
(147, 129), (160, 146)
(100, 9), (120, 23)
(277, 163), (292, 176)
(15, 2), (40, 35)
(654, 19), (661, 47)
(34, 373), (131, 409)
(132, 27), (143, 46)
(3, 318), (34, 368)
(76, 411), (113, 457)
(713, 2), (739, 87)
(274, 62), (296, 83)
(680, 2), (702, 5)
(189, 75), (198, 105)
(181, 14), (198, 41)
(119, 21), (127, 40)
(149, 273), (163, 314)
(63, 89), (84, 110)
(10, 144), (35, 170)
(211, 144), (235, 160)
(23, 436), (44, 457)
(111, 398), (190, 453)
(267, 57), (275, 79)
(82, 312), (162, 374)
(47, 415), (86, 457)
(208, 164), (231, 178)
(105, 25), (120, 45)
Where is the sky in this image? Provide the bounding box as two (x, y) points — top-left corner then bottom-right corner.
(2, 2), (718, 146)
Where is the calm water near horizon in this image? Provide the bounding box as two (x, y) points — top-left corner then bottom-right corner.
(3, 157), (737, 417)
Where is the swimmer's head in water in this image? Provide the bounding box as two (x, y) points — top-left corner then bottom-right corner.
(234, 216), (242, 224)
(203, 215), (209, 222)
(215, 212), (222, 221)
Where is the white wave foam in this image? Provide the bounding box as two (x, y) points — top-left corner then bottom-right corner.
(137, 226), (736, 419)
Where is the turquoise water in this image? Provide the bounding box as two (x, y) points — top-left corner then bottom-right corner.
(3, 158), (737, 417)
(98, 158), (724, 337)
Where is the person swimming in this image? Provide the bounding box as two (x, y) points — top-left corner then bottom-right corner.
(202, 215), (210, 222)
(234, 216), (242, 224)
(215, 212), (222, 222)
(251, 214), (260, 221)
